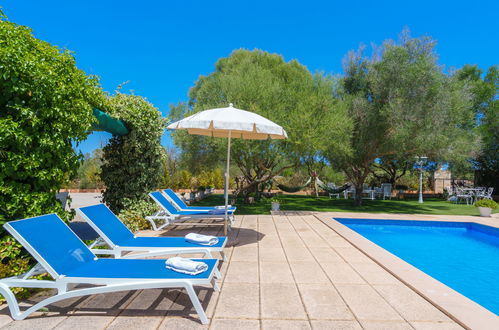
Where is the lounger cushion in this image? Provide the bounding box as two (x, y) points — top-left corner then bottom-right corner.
(121, 236), (226, 249)
(164, 189), (237, 211)
(64, 258), (217, 279)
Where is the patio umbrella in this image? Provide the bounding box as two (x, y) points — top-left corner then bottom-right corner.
(167, 103), (288, 235)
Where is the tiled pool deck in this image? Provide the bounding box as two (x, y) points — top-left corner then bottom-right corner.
(3, 212), (498, 329)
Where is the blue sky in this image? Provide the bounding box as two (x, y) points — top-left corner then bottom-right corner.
(3, 1), (498, 154)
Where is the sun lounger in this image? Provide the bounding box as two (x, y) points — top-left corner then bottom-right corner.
(0, 214), (218, 324)
(77, 204), (227, 265)
(163, 188), (236, 212)
(147, 191), (235, 231)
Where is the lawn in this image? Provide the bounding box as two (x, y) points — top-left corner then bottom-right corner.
(192, 194), (496, 216)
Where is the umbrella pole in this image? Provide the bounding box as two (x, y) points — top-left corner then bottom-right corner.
(224, 131), (232, 236)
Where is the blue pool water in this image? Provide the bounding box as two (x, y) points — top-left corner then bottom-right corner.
(336, 218), (499, 315)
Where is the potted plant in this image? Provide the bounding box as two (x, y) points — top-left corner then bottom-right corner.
(270, 196), (281, 211)
(474, 199), (498, 217)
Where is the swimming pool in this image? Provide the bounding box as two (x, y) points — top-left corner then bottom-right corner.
(336, 218), (499, 316)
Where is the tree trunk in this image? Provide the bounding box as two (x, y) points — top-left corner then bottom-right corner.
(354, 184), (363, 206)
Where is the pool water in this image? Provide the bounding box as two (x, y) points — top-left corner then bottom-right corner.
(336, 218), (499, 315)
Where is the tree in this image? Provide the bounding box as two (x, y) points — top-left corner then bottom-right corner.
(171, 49), (350, 199)
(0, 13), (104, 229)
(101, 92), (166, 213)
(457, 65), (499, 191)
(327, 32), (474, 205)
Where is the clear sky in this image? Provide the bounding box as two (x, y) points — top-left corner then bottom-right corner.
(3, 1), (498, 154)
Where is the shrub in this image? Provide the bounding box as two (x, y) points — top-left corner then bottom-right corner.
(118, 199), (159, 232)
(474, 199), (498, 209)
(0, 13), (104, 229)
(101, 93), (166, 213)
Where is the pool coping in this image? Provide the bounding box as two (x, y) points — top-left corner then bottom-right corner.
(316, 213), (499, 330)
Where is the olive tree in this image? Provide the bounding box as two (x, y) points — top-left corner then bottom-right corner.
(170, 49), (350, 198)
(327, 32), (474, 205)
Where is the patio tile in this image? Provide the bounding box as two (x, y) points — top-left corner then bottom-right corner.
(260, 283), (307, 319)
(258, 235), (282, 248)
(335, 247), (373, 263)
(214, 283), (259, 319)
(349, 262), (401, 285)
(335, 284), (403, 321)
(298, 283), (354, 320)
(284, 248), (315, 261)
(373, 284), (453, 322)
(4, 316), (68, 330)
(260, 261), (295, 283)
(310, 320), (362, 329)
(225, 261), (259, 283)
(307, 247), (343, 263)
(230, 246), (258, 261)
(259, 247), (287, 261)
(325, 236), (354, 248)
(289, 261), (330, 284)
(410, 321), (464, 329)
(360, 320), (413, 329)
(261, 319), (311, 329)
(166, 287), (216, 320)
(211, 318), (260, 329)
(106, 316), (163, 330)
(321, 262), (366, 284)
(159, 317), (208, 329)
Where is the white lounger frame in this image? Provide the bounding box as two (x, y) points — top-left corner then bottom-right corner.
(147, 193), (235, 231)
(0, 222), (218, 324)
(76, 208), (228, 267)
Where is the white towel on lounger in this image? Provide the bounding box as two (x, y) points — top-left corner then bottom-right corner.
(165, 257), (208, 275)
(185, 233), (219, 246)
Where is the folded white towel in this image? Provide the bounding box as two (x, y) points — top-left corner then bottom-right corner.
(165, 257), (208, 275)
(185, 233), (219, 246)
(214, 205), (231, 209)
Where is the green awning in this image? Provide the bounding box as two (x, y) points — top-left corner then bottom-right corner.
(91, 108), (129, 136)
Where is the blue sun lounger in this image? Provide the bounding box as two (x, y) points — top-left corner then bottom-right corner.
(0, 214), (218, 324)
(77, 204), (227, 265)
(147, 191), (235, 231)
(163, 188), (236, 212)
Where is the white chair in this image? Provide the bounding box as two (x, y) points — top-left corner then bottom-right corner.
(381, 183), (392, 200)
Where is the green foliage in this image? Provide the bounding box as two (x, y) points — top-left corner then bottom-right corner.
(474, 199), (498, 210)
(457, 65), (499, 191)
(172, 49), (350, 194)
(328, 30), (474, 205)
(101, 93), (166, 213)
(118, 199), (158, 232)
(64, 149), (104, 189)
(0, 16), (104, 228)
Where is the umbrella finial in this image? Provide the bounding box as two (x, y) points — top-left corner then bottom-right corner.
(229, 103), (234, 108)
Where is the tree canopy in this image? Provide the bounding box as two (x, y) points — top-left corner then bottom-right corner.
(327, 32), (475, 205)
(170, 49), (351, 197)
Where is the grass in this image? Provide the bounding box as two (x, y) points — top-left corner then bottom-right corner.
(192, 194), (497, 216)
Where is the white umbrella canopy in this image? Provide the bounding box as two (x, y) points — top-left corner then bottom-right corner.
(167, 103), (288, 235)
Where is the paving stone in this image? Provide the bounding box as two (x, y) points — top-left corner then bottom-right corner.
(335, 247), (373, 263)
(349, 262), (401, 285)
(159, 317), (208, 329)
(321, 262), (366, 284)
(360, 320), (414, 329)
(260, 261), (295, 283)
(225, 261), (259, 283)
(410, 321), (464, 330)
(284, 248), (315, 261)
(261, 319), (311, 329)
(307, 247), (343, 263)
(214, 283), (259, 319)
(373, 284), (453, 322)
(260, 283), (307, 320)
(336, 284), (404, 321)
(310, 320), (362, 329)
(259, 247), (287, 261)
(230, 246), (258, 261)
(106, 316), (163, 330)
(298, 283), (354, 320)
(289, 261), (330, 284)
(211, 318), (260, 329)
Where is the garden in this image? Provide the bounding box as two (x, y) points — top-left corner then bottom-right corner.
(0, 10), (498, 301)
